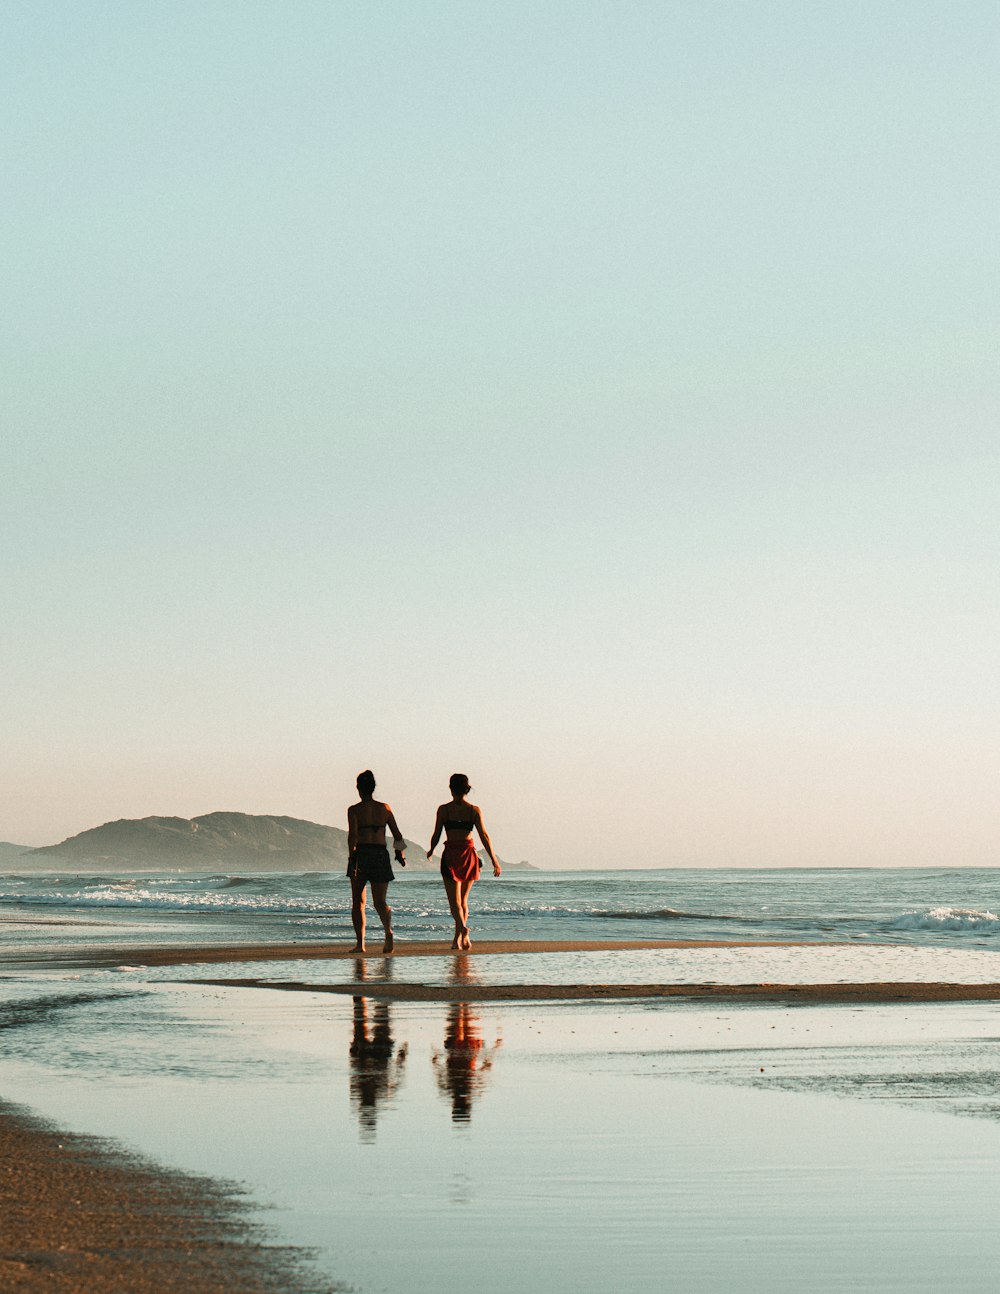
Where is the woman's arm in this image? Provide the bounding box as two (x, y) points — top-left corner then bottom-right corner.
(386, 806), (406, 865)
(473, 807), (501, 877)
(427, 806), (444, 859)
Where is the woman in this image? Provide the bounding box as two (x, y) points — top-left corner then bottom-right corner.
(427, 773), (501, 950)
(347, 770), (406, 953)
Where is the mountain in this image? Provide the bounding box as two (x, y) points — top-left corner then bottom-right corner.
(25, 812), (537, 872)
(0, 842), (33, 865)
(28, 812), (400, 872)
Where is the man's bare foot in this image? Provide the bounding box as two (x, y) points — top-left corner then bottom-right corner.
(383, 931), (394, 953)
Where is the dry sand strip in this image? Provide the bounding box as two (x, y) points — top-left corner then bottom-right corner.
(184, 978), (1000, 1005)
(3, 937), (821, 971)
(0, 1102), (341, 1294)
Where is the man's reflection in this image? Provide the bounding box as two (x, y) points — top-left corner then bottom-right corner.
(349, 957), (407, 1140)
(432, 954), (501, 1124)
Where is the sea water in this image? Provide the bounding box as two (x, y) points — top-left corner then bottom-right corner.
(2, 866), (1000, 949)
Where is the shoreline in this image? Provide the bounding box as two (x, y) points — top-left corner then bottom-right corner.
(185, 976), (1000, 1005)
(6, 937), (997, 1005)
(1, 935), (835, 970)
(0, 1102), (334, 1294)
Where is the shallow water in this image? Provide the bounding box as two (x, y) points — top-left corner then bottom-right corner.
(4, 973), (1000, 1291)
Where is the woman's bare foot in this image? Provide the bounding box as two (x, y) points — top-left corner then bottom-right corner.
(351, 944), (365, 954)
(383, 931), (394, 953)
(451, 934), (462, 950)
(459, 927), (471, 950)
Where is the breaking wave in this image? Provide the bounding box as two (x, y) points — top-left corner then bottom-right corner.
(890, 907), (1000, 934)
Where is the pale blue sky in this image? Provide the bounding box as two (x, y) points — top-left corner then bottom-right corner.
(3, 2), (998, 865)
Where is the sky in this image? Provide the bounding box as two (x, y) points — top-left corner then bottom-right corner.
(3, 1), (998, 867)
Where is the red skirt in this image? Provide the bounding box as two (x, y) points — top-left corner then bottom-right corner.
(441, 838), (481, 884)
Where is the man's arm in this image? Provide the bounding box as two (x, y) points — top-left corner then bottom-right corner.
(386, 806), (406, 866)
(347, 804), (358, 855)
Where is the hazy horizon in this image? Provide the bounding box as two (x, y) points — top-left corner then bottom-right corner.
(5, 3), (998, 869)
(4, 812), (999, 873)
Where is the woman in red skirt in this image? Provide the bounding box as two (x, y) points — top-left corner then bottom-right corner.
(427, 773), (501, 950)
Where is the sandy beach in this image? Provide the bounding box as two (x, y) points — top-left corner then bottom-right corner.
(189, 971), (1000, 1003)
(0, 1102), (332, 1294)
(0, 933), (805, 970)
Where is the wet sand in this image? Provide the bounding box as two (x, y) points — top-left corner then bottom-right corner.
(4, 935), (823, 970)
(187, 975), (1000, 1004)
(0, 1103), (334, 1294)
(12, 936), (1000, 1003)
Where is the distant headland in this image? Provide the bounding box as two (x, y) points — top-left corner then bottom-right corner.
(8, 812), (537, 873)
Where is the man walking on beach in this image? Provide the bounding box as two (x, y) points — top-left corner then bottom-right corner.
(347, 770), (406, 953)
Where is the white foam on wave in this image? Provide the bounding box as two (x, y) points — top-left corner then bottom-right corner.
(0, 885), (340, 916)
(891, 907), (1000, 933)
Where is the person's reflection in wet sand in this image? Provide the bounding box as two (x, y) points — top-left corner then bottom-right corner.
(349, 957), (407, 1141)
(432, 954), (502, 1124)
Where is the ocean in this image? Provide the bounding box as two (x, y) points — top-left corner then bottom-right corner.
(1, 865), (998, 949)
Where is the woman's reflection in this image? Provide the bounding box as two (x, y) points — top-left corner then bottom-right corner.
(432, 954), (502, 1124)
(349, 957), (407, 1140)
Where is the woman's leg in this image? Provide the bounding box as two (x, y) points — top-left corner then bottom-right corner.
(350, 873), (368, 952)
(442, 874), (464, 949)
(371, 881), (394, 952)
(458, 879), (474, 948)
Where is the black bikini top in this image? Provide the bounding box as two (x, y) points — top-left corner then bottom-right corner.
(444, 819), (474, 833)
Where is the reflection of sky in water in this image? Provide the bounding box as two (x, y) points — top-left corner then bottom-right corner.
(4, 901), (1000, 1294)
(4, 979), (1000, 1291)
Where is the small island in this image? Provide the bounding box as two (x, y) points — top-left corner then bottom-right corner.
(17, 812), (537, 873)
